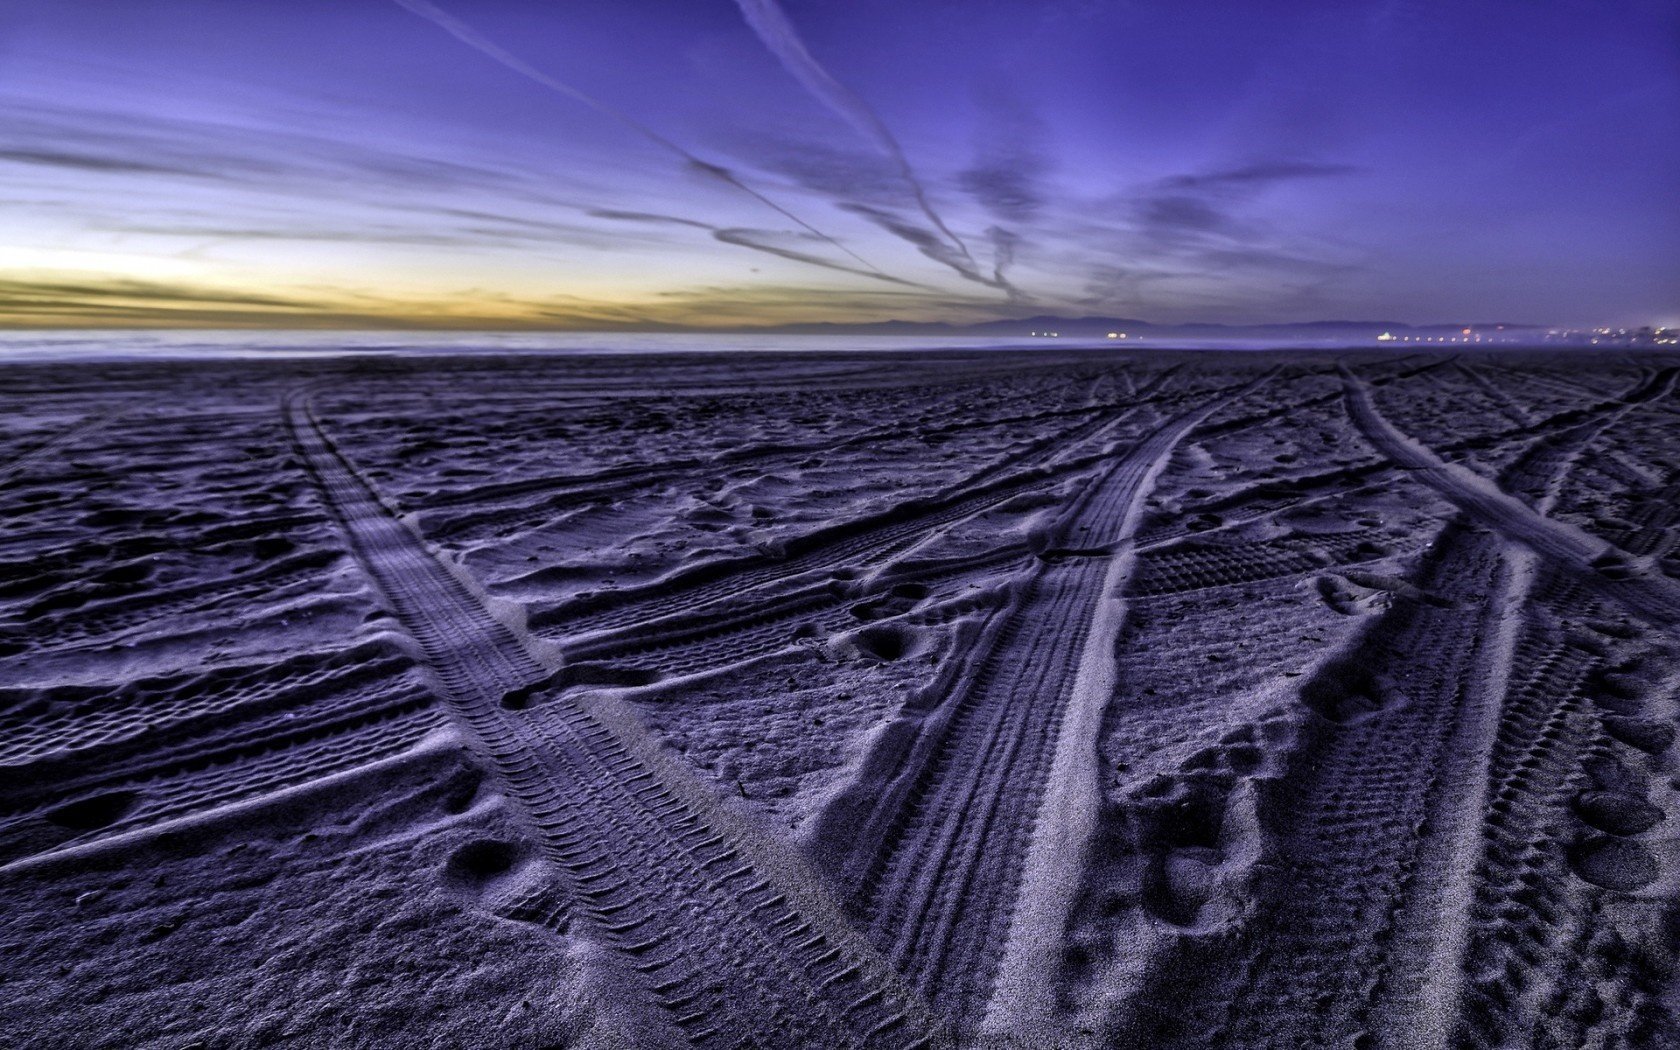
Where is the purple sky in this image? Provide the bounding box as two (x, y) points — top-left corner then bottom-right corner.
(2, 0), (1676, 328)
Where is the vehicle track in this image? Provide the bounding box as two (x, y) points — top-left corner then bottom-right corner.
(0, 640), (416, 773)
(0, 413), (113, 487)
(807, 374), (1271, 1034)
(0, 684), (442, 866)
(396, 372), (1097, 545)
(3, 549), (340, 650)
(520, 372), (1254, 639)
(1128, 527), (1409, 598)
(552, 394), (1158, 680)
(527, 401), (1153, 640)
(534, 374), (1285, 651)
(283, 391), (939, 1049)
(1138, 517), (1527, 1046)
(1341, 366), (1680, 626)
(1444, 397), (1680, 1048)
(415, 372), (1100, 515)
(1127, 365), (1671, 1049)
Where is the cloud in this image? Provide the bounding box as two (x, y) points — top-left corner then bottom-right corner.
(1125, 158), (1362, 252)
(732, 136), (906, 207)
(0, 148), (206, 178)
(732, 0), (976, 267)
(588, 207), (925, 286)
(393, 0), (900, 282)
(986, 226), (1021, 288)
(1011, 156), (1365, 319)
(0, 98), (525, 196)
(720, 132), (1027, 293)
(959, 165), (1044, 226)
(958, 87), (1052, 224)
(585, 209), (715, 230)
(838, 202), (1016, 295)
(0, 274), (670, 329)
(1158, 161), (1362, 192)
(1136, 195), (1239, 237)
(0, 275), (347, 327)
(640, 281), (1005, 328)
(711, 228), (926, 287)
(0, 277), (306, 310)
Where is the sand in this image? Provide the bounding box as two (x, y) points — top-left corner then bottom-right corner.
(1, 349), (1677, 1048)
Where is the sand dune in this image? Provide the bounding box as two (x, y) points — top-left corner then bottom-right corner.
(2, 350), (1677, 1048)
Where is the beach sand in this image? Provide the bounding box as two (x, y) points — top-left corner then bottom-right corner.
(2, 349), (1676, 1048)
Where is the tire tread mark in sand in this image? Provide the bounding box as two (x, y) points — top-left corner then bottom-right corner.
(417, 372), (1101, 515)
(0, 413), (112, 487)
(1341, 365), (1680, 626)
(416, 377), (1124, 544)
(1128, 527), (1407, 598)
(284, 392), (938, 1050)
(1452, 360), (1535, 427)
(529, 401), (1145, 639)
(540, 376), (1282, 653)
(524, 376), (1257, 638)
(569, 545), (1030, 684)
(806, 373), (1272, 1034)
(1133, 365), (1668, 1049)
(1146, 521), (1514, 1046)
(0, 694), (443, 866)
(554, 392), (1162, 679)
(0, 644), (420, 780)
(5, 549), (340, 651)
(1138, 380), (1664, 553)
(1446, 386), (1680, 1047)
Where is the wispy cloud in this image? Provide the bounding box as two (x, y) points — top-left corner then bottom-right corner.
(0, 148), (206, 178)
(0, 277), (305, 310)
(730, 0), (1036, 300)
(0, 274), (668, 329)
(1158, 161), (1362, 192)
(958, 87), (1052, 225)
(732, 0), (974, 261)
(1121, 160), (1361, 252)
(392, 0), (901, 284)
(720, 131), (1027, 297)
(589, 208), (926, 287)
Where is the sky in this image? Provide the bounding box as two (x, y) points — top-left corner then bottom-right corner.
(1, 0), (1676, 330)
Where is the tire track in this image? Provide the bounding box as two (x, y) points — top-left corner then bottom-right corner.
(284, 391), (939, 1049)
(1140, 517), (1524, 1046)
(522, 372), (1244, 639)
(539, 374), (1277, 661)
(1340, 365), (1680, 626)
(528, 398), (1152, 640)
(808, 372), (1273, 1035)
(0, 413), (112, 487)
(416, 372), (1100, 516)
(1444, 392), (1680, 1047)
(1127, 365), (1669, 1049)
(553, 394), (1157, 681)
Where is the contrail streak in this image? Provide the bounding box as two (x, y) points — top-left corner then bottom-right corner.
(733, 0), (977, 268)
(711, 229), (926, 287)
(587, 208), (928, 288)
(392, 0), (894, 281)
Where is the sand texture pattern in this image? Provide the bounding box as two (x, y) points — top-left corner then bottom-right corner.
(2, 349), (1677, 1048)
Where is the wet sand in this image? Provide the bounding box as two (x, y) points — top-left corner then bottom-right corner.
(2, 349), (1677, 1048)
